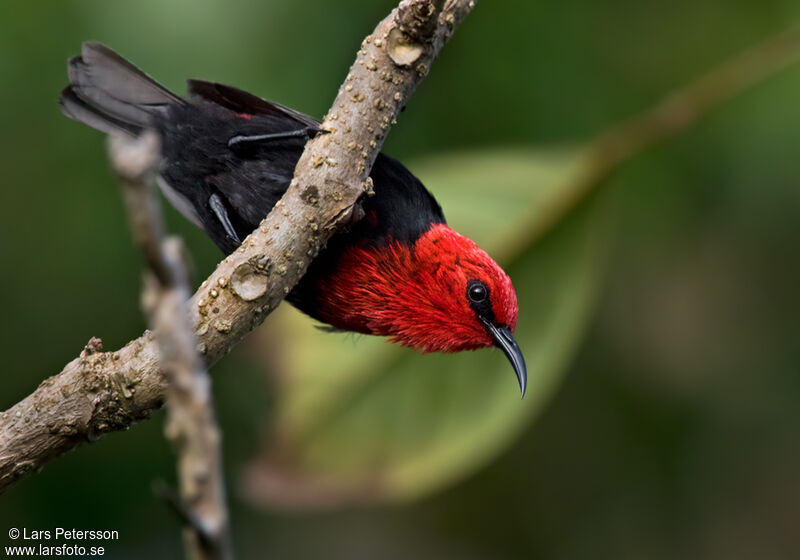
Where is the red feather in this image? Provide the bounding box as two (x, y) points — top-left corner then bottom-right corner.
(313, 224), (518, 353)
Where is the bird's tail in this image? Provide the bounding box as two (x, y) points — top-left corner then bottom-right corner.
(59, 42), (185, 136)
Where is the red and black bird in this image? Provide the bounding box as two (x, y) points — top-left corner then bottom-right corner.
(60, 43), (527, 395)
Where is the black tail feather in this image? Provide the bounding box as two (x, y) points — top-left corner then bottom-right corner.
(59, 86), (142, 136)
(60, 42), (184, 135)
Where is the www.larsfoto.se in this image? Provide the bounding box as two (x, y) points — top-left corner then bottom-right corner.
(5, 543), (106, 557)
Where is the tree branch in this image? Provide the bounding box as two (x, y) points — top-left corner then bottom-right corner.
(0, 0), (479, 495)
(109, 132), (232, 560)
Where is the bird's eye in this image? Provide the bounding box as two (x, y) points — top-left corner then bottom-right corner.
(467, 282), (488, 303)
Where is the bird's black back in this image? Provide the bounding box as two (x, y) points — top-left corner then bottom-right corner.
(156, 89), (445, 255)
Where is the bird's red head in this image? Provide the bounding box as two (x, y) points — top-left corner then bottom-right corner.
(315, 223), (527, 395)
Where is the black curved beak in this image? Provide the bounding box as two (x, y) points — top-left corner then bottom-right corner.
(480, 319), (527, 398)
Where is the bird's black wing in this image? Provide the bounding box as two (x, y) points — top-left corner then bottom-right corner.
(187, 80), (320, 129)
(158, 87), (444, 256)
(156, 98), (313, 253)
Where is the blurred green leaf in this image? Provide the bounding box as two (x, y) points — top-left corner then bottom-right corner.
(242, 147), (609, 508)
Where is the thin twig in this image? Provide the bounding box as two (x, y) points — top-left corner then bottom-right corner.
(108, 132), (232, 560)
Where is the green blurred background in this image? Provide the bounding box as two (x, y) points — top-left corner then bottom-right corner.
(2, 0), (800, 558)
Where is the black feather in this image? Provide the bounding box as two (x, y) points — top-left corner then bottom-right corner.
(187, 80), (319, 129)
(59, 86), (141, 136)
(61, 42), (184, 134)
(60, 42), (446, 320)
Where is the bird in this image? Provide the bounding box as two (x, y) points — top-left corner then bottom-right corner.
(59, 42), (528, 396)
